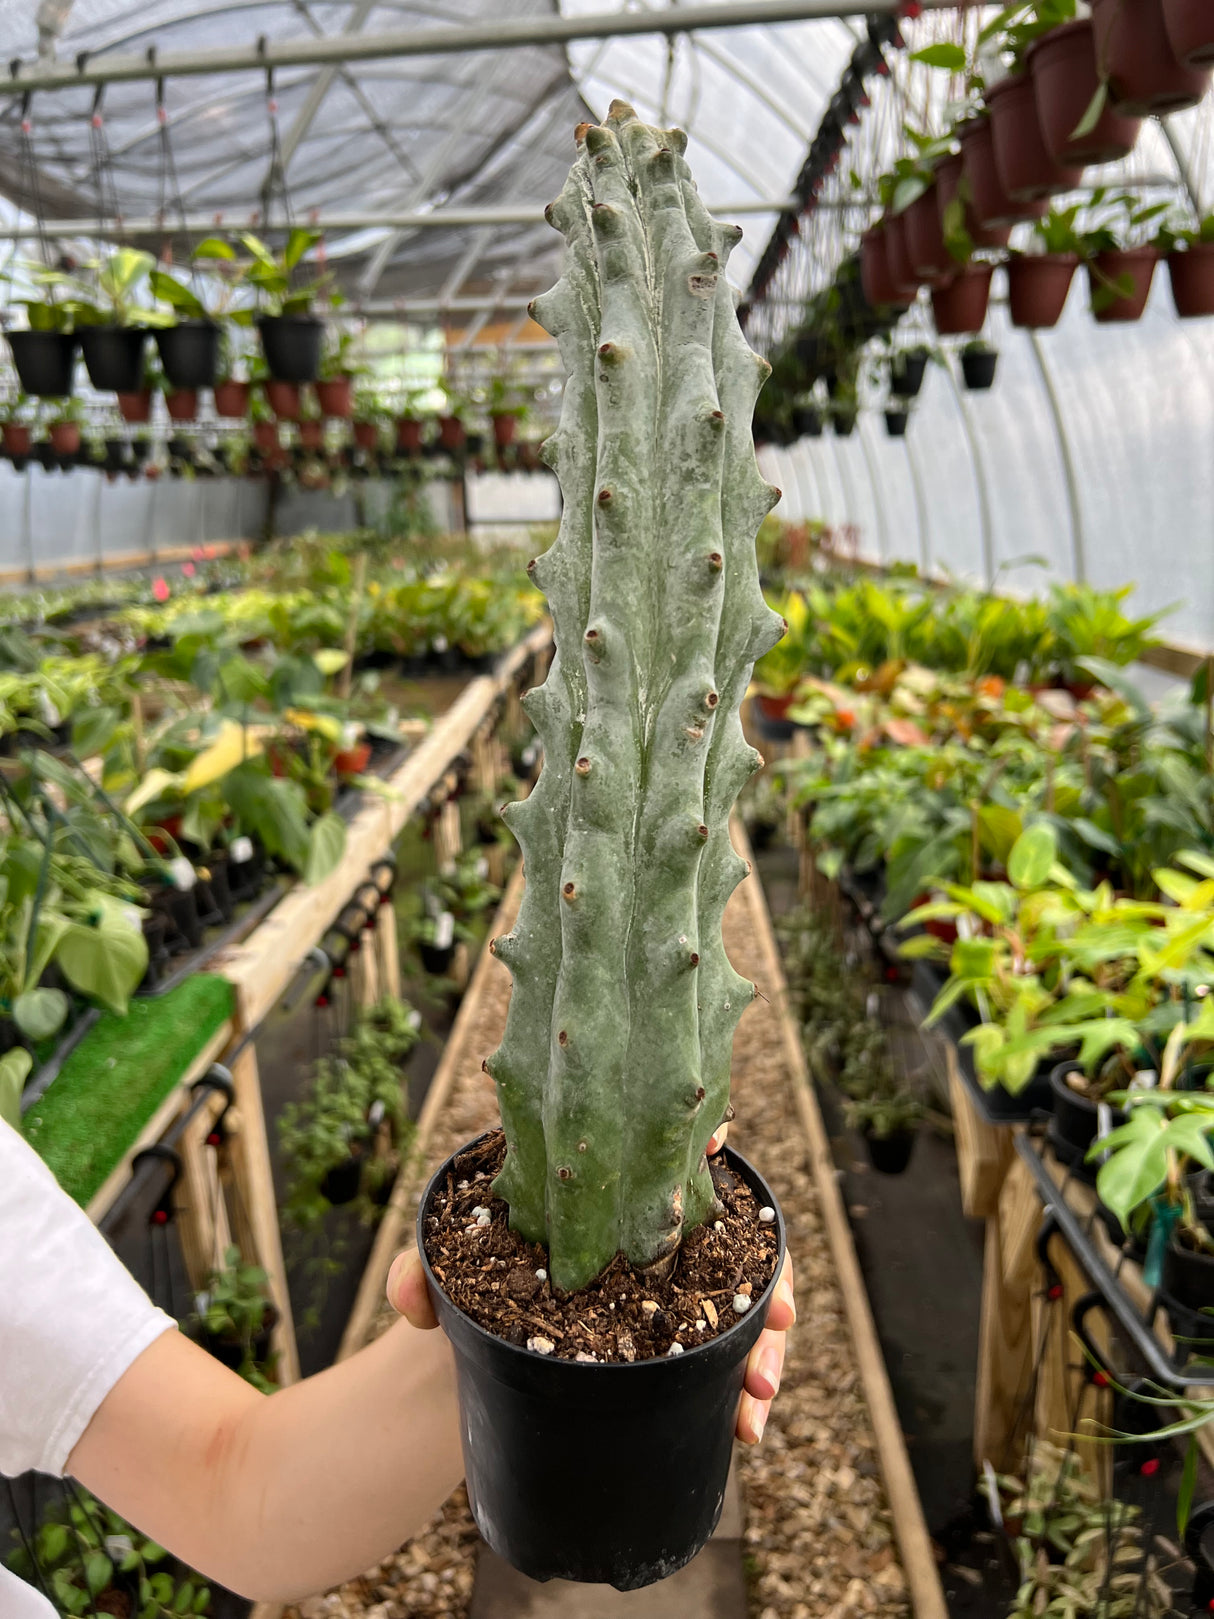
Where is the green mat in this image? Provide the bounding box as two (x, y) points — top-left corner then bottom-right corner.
(22, 974), (235, 1207)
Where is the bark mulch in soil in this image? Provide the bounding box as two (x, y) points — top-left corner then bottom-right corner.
(423, 1130), (778, 1361)
(288, 868), (911, 1619)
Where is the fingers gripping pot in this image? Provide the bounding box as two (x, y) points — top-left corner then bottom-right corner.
(424, 101), (787, 1589)
(418, 1138), (786, 1589)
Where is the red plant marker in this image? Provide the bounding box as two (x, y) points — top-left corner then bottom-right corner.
(1140, 1457), (1160, 1477)
(153, 576), (170, 602)
(182, 561), (196, 577)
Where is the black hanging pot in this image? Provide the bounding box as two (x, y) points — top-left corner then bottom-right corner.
(257, 314), (323, 383)
(961, 347), (999, 391)
(884, 406), (909, 438)
(419, 938), (456, 976)
(833, 407), (857, 438)
(33, 441), (58, 472)
(79, 325), (148, 394)
(418, 1134), (786, 1590)
(1047, 1062), (1126, 1183)
(791, 404), (823, 438)
(155, 320), (220, 390)
(7, 329), (78, 398)
(864, 1127), (917, 1174)
(890, 347), (929, 399)
(321, 1140), (368, 1206)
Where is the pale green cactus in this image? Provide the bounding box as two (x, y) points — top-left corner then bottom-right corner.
(486, 100), (784, 1293)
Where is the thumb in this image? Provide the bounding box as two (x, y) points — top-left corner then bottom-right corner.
(386, 1247), (440, 1330)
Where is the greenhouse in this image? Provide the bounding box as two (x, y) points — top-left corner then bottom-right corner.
(0, 1), (1212, 1617)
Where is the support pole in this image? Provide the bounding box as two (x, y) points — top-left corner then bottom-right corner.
(903, 433), (932, 578)
(946, 360), (995, 588)
(1027, 330), (1086, 585)
(856, 414), (891, 564)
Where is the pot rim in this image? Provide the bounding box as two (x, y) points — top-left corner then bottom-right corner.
(1023, 17), (1093, 66)
(417, 1130), (787, 1374)
(257, 312), (325, 330)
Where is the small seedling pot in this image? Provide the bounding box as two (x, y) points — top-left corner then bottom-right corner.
(334, 740), (372, 778)
(1089, 247), (1159, 322)
(1007, 253), (1078, 328)
(882, 212), (920, 296)
(1027, 20), (1142, 167)
(48, 421), (80, 456)
(987, 74), (1083, 201)
(253, 420), (280, 454)
(960, 348), (998, 391)
(418, 1135), (786, 1589)
(752, 693), (797, 741)
(156, 319), (220, 390)
(791, 404), (822, 439)
(226, 835), (266, 903)
(1162, 0), (1214, 65)
(1046, 1062), (1126, 1182)
(1167, 243), (1214, 318)
(397, 415), (424, 454)
(213, 379), (250, 418)
(890, 348), (929, 399)
(266, 379), (302, 421)
(257, 314), (323, 383)
(438, 414), (466, 452)
(863, 1127), (917, 1175)
(315, 375), (354, 418)
(7, 329), (77, 397)
(1, 423), (31, 458)
(354, 419), (379, 451)
(80, 325), (148, 393)
(832, 408), (856, 438)
(299, 419), (325, 451)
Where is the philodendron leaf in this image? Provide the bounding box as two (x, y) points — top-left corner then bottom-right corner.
(183, 719), (261, 795)
(1008, 822), (1057, 890)
(13, 987), (69, 1042)
(303, 812), (345, 887)
(57, 899), (148, 1016)
(911, 41), (968, 69)
(313, 648), (349, 677)
(0, 1047), (33, 1129)
(125, 766), (185, 820)
(1070, 79), (1108, 142)
(1092, 1107), (1169, 1224)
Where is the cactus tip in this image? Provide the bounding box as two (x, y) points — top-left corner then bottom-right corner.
(577, 1139), (588, 1153)
(573, 121), (593, 146)
(562, 881), (576, 901)
(708, 551), (723, 572)
(597, 487), (612, 504)
(705, 690), (719, 709)
(557, 1165), (573, 1182)
(488, 937), (497, 955)
(689, 952), (700, 968)
(697, 822), (708, 840)
(574, 756), (591, 776)
(558, 1029), (568, 1046)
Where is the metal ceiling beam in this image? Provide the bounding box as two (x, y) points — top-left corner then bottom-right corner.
(0, 0), (957, 94)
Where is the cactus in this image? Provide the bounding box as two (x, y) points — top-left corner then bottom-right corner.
(486, 101), (784, 1293)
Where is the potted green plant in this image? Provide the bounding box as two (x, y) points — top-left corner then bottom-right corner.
(147, 235), (240, 390)
(985, 6), (1085, 204)
(931, 260), (994, 336)
(1156, 210), (1214, 319)
(898, 130), (961, 285)
(238, 227), (329, 383)
(75, 246), (171, 394)
(351, 380), (383, 451)
(486, 373), (530, 449)
(315, 323), (358, 418)
(960, 338), (998, 391)
(414, 103), (787, 1592)
(846, 1088), (924, 1175)
(194, 1243), (277, 1380)
(1007, 205), (1081, 328)
(1079, 190), (1169, 323)
(436, 387), (468, 452)
(1026, 15), (1142, 169)
(957, 110), (1046, 231)
(46, 396), (83, 459)
(883, 403), (909, 437)
(6, 274), (78, 398)
(890, 344), (931, 398)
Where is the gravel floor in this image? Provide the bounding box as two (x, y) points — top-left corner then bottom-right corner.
(290, 869), (912, 1619)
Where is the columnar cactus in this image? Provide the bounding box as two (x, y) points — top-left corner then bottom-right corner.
(486, 101), (784, 1293)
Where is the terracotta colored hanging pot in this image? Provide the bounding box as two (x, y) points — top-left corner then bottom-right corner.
(48, 421), (80, 456)
(1027, 21), (1141, 167)
(213, 380), (249, 418)
(930, 263), (994, 336)
(397, 415), (424, 454)
(166, 390), (197, 422)
(987, 75), (1084, 201)
(2, 423), (31, 458)
(1092, 0), (1210, 112)
(903, 184), (954, 284)
(438, 414), (466, 452)
(266, 380), (302, 421)
(860, 223), (915, 307)
(299, 419), (324, 450)
(1161, 0), (1214, 67)
(117, 389), (152, 425)
(492, 412), (518, 450)
(353, 419), (379, 451)
(1166, 243), (1214, 318)
(1088, 246), (1159, 322)
(935, 151), (1011, 251)
(253, 420), (280, 454)
(883, 212), (920, 296)
(315, 375), (354, 418)
(958, 117), (1047, 229)
(1007, 254), (1079, 328)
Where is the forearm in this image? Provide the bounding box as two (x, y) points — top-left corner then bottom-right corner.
(71, 1320), (463, 1603)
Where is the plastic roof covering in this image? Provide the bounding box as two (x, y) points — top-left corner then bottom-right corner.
(0, 0), (860, 302)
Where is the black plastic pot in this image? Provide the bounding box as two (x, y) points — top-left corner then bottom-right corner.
(884, 407), (909, 438)
(418, 1135), (786, 1590)
(791, 404), (823, 439)
(864, 1127), (917, 1175)
(151, 882), (204, 953)
(140, 911), (171, 991)
(1047, 1062), (1126, 1182)
(321, 1143), (367, 1206)
(257, 314), (323, 383)
(1160, 1237), (1214, 1353)
(833, 408), (857, 438)
(195, 854), (233, 927)
(79, 326), (148, 394)
(203, 1307), (277, 1372)
(7, 329), (77, 398)
(155, 320), (220, 390)
(419, 939), (456, 976)
(961, 348), (999, 391)
(226, 838), (266, 903)
(890, 348), (929, 399)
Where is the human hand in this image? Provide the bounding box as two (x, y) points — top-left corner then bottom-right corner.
(387, 1247), (440, 1330)
(737, 1250), (795, 1444)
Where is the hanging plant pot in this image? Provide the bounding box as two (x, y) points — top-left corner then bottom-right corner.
(882, 212), (920, 297)
(960, 347), (998, 390)
(863, 1128), (917, 1175)
(397, 415), (424, 454)
(930, 263), (993, 336)
(1027, 21), (1142, 167)
(860, 223), (915, 309)
(353, 419), (379, 451)
(202, 1306), (279, 1373)
(33, 441), (58, 472)
(890, 347), (930, 399)
(166, 389), (198, 423)
(1089, 246), (1159, 322)
(492, 412), (518, 450)
(958, 117), (1047, 229)
(266, 380), (302, 421)
(1162, 0), (1214, 66)
(299, 419), (324, 451)
(419, 938), (456, 976)
(256, 313), (323, 383)
(791, 404), (822, 439)
(903, 184), (954, 284)
(987, 74), (1084, 201)
(315, 375), (354, 418)
(321, 1140), (368, 1206)
(1167, 242), (1214, 318)
(418, 1134), (785, 1589)
(213, 379), (250, 418)
(253, 420), (280, 454)
(832, 407), (857, 438)
(2, 423), (31, 458)
(1007, 253), (1079, 328)
(48, 421), (81, 456)
(883, 406), (909, 438)
(934, 151), (1011, 252)
(117, 389), (153, 425)
(1093, 0), (1210, 111)
(79, 325), (148, 394)
(438, 414), (466, 452)
(155, 320), (220, 390)
(6, 329), (77, 398)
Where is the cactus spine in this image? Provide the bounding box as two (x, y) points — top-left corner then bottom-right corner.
(486, 101), (784, 1293)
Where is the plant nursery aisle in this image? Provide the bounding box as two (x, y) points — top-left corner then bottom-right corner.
(286, 848), (944, 1619)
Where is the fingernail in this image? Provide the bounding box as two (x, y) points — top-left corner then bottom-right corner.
(752, 1405), (768, 1443)
(760, 1350), (780, 1397)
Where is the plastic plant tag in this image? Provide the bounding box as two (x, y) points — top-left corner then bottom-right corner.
(434, 912), (455, 951)
(121, 904), (142, 934)
(408, 1009), (422, 1031)
(168, 856), (197, 891)
(866, 990), (879, 1020)
(982, 1460), (1003, 1529)
(1143, 1197), (1183, 1291)
(368, 1099), (385, 1127)
(1096, 1102), (1114, 1146)
(230, 836), (254, 864)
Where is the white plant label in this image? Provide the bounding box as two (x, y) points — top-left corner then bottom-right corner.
(434, 911), (455, 950)
(168, 856), (197, 892)
(230, 836), (254, 864)
(121, 904), (142, 934)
